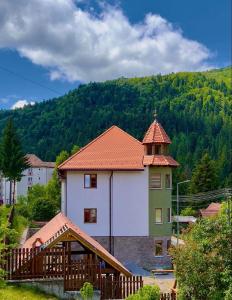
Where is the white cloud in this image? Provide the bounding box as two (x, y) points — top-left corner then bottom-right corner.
(0, 0), (213, 82)
(11, 100), (35, 110)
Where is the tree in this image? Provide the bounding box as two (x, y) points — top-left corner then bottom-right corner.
(189, 153), (219, 194)
(71, 145), (80, 155)
(170, 207), (232, 300)
(0, 118), (29, 204)
(180, 207), (196, 217)
(46, 150), (69, 210)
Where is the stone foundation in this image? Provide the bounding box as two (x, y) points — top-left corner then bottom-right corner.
(93, 236), (172, 270)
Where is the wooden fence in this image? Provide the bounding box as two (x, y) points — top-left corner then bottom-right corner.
(1, 248), (176, 300)
(2, 247), (65, 280)
(100, 275), (143, 299)
(64, 261), (101, 291)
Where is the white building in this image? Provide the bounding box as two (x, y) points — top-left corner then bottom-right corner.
(0, 154), (55, 203)
(58, 120), (179, 268)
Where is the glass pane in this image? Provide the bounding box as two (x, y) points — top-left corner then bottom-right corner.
(85, 175), (91, 188)
(165, 174), (171, 188)
(155, 208), (162, 223)
(155, 145), (161, 155)
(91, 175), (97, 188)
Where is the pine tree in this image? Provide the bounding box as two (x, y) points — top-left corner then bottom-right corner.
(189, 153), (219, 194)
(0, 118), (29, 204)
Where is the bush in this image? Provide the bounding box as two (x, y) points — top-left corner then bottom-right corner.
(80, 282), (94, 300)
(31, 197), (57, 221)
(225, 284), (232, 300)
(126, 285), (160, 300)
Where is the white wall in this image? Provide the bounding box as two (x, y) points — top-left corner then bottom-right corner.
(65, 169), (149, 237)
(112, 169), (148, 236)
(67, 171), (111, 236)
(0, 167), (54, 202)
(17, 167), (54, 198)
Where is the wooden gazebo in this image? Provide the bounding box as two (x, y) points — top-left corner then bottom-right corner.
(2, 213), (143, 299)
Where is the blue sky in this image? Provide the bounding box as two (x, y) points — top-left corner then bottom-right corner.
(0, 0), (230, 109)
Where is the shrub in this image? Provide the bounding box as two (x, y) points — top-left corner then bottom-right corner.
(80, 282), (94, 300)
(225, 284), (232, 300)
(126, 285), (160, 300)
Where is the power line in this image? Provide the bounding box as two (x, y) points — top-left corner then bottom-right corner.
(0, 65), (62, 96)
(172, 188), (232, 202)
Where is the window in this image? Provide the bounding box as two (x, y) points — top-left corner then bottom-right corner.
(146, 144), (153, 155)
(155, 208), (162, 224)
(28, 177), (33, 185)
(28, 168), (33, 176)
(154, 145), (161, 155)
(167, 208), (171, 223)
(84, 208), (97, 223)
(150, 174), (161, 189)
(84, 174), (97, 188)
(155, 241), (163, 256)
(165, 174), (171, 189)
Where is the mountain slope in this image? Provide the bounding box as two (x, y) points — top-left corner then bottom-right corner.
(0, 67), (231, 185)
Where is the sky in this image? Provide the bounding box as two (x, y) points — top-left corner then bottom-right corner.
(0, 0), (230, 109)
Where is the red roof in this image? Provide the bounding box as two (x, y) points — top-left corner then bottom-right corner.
(23, 212), (131, 276)
(142, 120), (171, 144)
(200, 203), (221, 218)
(26, 154), (55, 168)
(143, 155), (179, 167)
(59, 126), (144, 171)
(59, 125), (178, 170)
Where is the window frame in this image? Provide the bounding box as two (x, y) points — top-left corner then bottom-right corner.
(84, 174), (97, 189)
(167, 208), (172, 223)
(154, 240), (163, 256)
(155, 208), (163, 224)
(84, 208), (97, 223)
(150, 173), (162, 189)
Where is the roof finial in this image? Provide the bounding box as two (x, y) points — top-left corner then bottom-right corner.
(153, 109), (158, 122)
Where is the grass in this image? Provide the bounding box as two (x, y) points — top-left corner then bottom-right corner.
(0, 284), (58, 300)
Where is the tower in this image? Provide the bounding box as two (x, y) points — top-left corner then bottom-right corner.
(143, 115), (179, 263)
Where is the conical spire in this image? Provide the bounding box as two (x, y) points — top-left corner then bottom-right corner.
(142, 116), (171, 145)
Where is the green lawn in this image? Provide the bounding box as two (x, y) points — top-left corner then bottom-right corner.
(0, 285), (58, 300)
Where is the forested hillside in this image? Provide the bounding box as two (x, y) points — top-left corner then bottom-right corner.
(0, 67), (231, 186)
